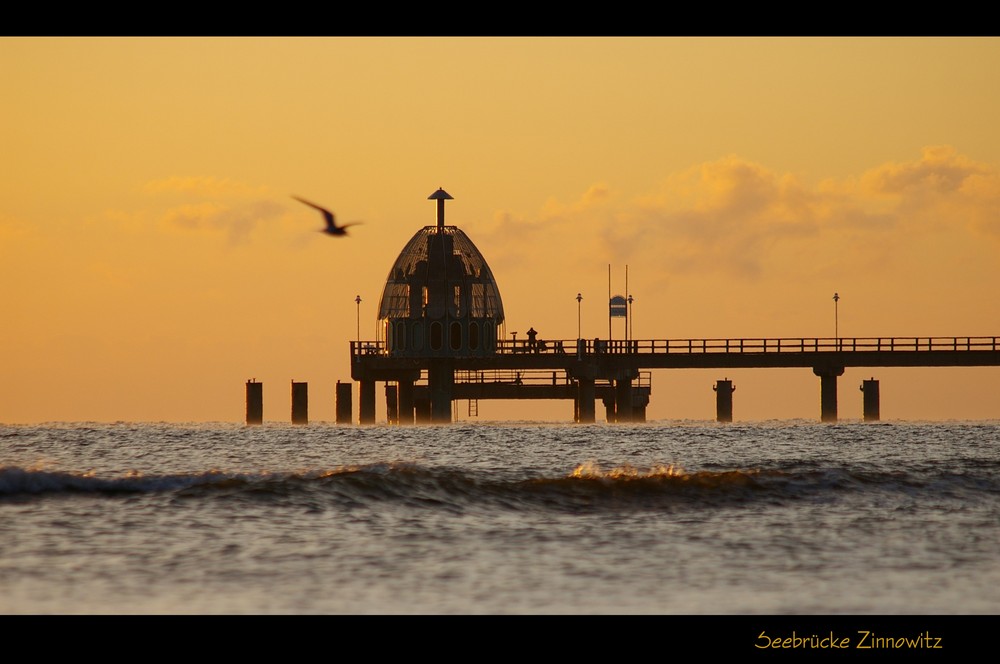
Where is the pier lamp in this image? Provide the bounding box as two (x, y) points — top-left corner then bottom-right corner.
(576, 293), (582, 339)
(833, 292), (840, 349)
(355, 295), (362, 344)
(628, 294), (633, 342)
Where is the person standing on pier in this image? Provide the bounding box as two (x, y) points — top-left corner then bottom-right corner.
(527, 327), (538, 352)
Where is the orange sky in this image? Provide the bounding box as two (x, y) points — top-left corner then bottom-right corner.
(2, 36), (999, 424)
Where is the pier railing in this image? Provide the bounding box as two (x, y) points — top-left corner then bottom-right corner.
(452, 368), (652, 388)
(559, 336), (1000, 355)
(353, 336), (999, 358)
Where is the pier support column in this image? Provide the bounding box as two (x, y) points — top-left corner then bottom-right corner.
(813, 366), (845, 423)
(359, 380), (376, 425)
(603, 396), (616, 423)
(291, 381), (308, 424)
(385, 384), (398, 424)
(428, 361), (454, 424)
(615, 378), (633, 423)
(631, 390), (648, 422)
(861, 378), (880, 422)
(576, 378), (596, 423)
(414, 396), (432, 424)
(713, 378), (736, 423)
(335, 381), (352, 424)
(245, 380), (263, 425)
(397, 380), (415, 425)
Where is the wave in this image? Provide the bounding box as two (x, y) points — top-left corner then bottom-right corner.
(3, 461), (995, 514)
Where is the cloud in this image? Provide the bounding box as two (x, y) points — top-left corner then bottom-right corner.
(860, 145), (988, 196)
(142, 176), (272, 198)
(160, 199), (285, 246)
(854, 145), (1000, 238)
(142, 176), (285, 246)
(477, 146), (1000, 285)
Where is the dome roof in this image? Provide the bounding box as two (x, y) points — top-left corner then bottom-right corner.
(377, 225), (505, 322)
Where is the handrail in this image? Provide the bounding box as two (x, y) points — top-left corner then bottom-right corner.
(353, 337), (1000, 358)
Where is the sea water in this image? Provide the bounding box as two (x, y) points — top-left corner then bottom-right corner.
(2, 419), (999, 618)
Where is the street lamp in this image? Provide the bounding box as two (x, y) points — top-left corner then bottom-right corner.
(833, 292), (840, 350)
(627, 294), (633, 343)
(576, 293), (582, 339)
(355, 295), (362, 344)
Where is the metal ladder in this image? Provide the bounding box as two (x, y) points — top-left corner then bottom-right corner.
(468, 399), (479, 417)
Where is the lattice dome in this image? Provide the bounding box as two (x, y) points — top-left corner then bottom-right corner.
(377, 225), (505, 322)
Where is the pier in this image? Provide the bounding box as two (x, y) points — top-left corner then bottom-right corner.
(248, 187), (1000, 425)
(350, 335), (1000, 424)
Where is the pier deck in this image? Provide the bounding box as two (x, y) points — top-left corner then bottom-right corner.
(344, 335), (1000, 424)
(352, 336), (1000, 372)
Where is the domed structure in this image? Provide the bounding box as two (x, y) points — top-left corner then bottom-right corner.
(376, 188), (505, 357)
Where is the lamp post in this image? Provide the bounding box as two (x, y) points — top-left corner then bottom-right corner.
(627, 294), (633, 343)
(833, 292), (839, 350)
(355, 295), (362, 344)
(576, 293), (582, 339)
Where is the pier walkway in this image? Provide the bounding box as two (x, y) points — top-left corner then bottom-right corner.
(353, 335), (1000, 369)
(348, 335), (1000, 424)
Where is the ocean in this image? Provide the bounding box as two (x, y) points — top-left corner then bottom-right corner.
(2, 419), (998, 652)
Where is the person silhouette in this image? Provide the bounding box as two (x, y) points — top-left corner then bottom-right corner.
(527, 327), (538, 352)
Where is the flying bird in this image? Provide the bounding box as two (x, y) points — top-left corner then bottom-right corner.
(292, 196), (362, 236)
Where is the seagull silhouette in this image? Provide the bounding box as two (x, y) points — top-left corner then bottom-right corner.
(292, 196), (362, 236)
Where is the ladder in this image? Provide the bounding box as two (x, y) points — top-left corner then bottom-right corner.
(468, 399), (479, 417)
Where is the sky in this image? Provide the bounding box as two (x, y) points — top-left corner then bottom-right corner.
(2, 36), (999, 424)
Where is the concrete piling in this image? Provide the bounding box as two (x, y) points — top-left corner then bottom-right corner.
(614, 378), (633, 423)
(813, 366), (845, 423)
(397, 380), (415, 425)
(414, 396), (432, 423)
(861, 378), (880, 422)
(291, 381), (308, 424)
(713, 378), (735, 423)
(245, 379), (263, 425)
(603, 397), (616, 423)
(577, 378), (596, 423)
(428, 361), (454, 424)
(385, 384), (399, 424)
(335, 381), (352, 424)
(360, 380), (376, 425)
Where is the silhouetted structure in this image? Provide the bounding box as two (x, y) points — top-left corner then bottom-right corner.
(245, 379), (263, 425)
(291, 381), (308, 424)
(357, 188), (506, 423)
(335, 381), (352, 424)
(713, 378), (735, 422)
(348, 188), (651, 424)
(343, 190), (1000, 425)
(861, 378), (880, 422)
